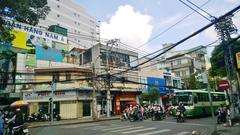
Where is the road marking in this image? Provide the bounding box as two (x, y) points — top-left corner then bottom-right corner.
(101, 125), (132, 131)
(157, 121), (210, 127)
(62, 123), (100, 128)
(122, 127), (156, 134)
(174, 131), (190, 135)
(110, 126), (144, 132)
(137, 129), (171, 135)
(84, 126), (107, 130)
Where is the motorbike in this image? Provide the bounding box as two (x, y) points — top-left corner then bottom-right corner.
(129, 110), (142, 122)
(120, 112), (128, 121)
(3, 118), (29, 135)
(176, 109), (185, 122)
(48, 113), (61, 121)
(152, 110), (165, 121)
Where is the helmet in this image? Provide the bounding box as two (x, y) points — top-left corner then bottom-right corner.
(16, 108), (21, 112)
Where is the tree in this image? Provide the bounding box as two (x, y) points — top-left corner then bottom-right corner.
(0, 0), (50, 42)
(140, 86), (160, 104)
(209, 40), (240, 77)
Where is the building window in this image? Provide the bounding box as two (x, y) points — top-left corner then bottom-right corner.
(182, 70), (186, 76)
(78, 14), (80, 17)
(78, 40), (80, 43)
(177, 60), (181, 65)
(66, 74), (71, 81)
(57, 5), (60, 8)
(74, 13), (77, 16)
(57, 14), (60, 17)
(56, 0), (60, 1)
(78, 22), (80, 26)
(175, 71), (180, 77)
(78, 31), (80, 34)
(74, 30), (77, 33)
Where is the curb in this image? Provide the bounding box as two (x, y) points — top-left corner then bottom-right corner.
(28, 117), (120, 128)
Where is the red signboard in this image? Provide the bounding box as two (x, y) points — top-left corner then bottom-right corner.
(218, 80), (230, 91)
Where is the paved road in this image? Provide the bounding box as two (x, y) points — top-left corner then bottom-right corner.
(30, 117), (215, 135)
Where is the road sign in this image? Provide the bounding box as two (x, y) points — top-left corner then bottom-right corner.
(218, 80), (230, 91)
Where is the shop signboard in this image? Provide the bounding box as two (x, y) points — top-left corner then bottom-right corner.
(236, 52), (240, 69)
(3, 18), (67, 44)
(23, 91), (77, 101)
(36, 45), (63, 62)
(147, 77), (166, 94)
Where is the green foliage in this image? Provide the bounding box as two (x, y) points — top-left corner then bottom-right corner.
(0, 0), (50, 42)
(182, 73), (207, 89)
(140, 86), (160, 103)
(210, 40), (240, 77)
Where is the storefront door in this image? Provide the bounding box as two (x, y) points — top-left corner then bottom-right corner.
(83, 101), (91, 116)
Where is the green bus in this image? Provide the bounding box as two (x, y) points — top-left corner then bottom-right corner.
(172, 89), (226, 117)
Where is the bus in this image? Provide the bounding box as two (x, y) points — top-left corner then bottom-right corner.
(172, 89), (226, 117)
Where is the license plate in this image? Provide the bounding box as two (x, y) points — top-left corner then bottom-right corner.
(23, 129), (29, 133)
(176, 112), (180, 115)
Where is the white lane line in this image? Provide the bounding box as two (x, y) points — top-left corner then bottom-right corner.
(158, 121), (210, 127)
(122, 127), (156, 134)
(137, 129), (171, 135)
(102, 125), (133, 131)
(174, 131), (190, 135)
(110, 126), (144, 132)
(63, 123), (100, 128)
(84, 126), (106, 130)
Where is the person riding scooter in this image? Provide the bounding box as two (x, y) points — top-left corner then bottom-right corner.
(217, 104), (226, 124)
(7, 108), (25, 135)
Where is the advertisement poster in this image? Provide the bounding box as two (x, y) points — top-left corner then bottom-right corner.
(26, 34), (52, 48)
(11, 30), (34, 50)
(36, 45), (63, 62)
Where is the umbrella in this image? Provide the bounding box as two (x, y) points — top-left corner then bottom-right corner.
(10, 100), (29, 107)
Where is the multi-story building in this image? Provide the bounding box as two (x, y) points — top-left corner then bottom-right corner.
(38, 0), (98, 49)
(159, 45), (208, 79)
(80, 43), (141, 114)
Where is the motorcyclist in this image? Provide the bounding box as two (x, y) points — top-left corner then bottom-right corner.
(177, 102), (186, 116)
(7, 108), (24, 135)
(218, 104), (226, 123)
(123, 106), (130, 119)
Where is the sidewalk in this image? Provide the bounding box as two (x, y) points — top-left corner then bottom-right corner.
(28, 115), (120, 128)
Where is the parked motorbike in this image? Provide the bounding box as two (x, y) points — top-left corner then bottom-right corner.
(176, 109), (185, 122)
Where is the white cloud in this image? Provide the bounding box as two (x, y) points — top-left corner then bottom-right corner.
(224, 0), (239, 4)
(100, 5), (153, 48)
(204, 26), (218, 40)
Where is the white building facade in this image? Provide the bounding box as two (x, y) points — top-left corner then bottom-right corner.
(39, 0), (97, 49)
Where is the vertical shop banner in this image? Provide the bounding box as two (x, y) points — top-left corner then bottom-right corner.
(236, 52), (240, 69)
(36, 45), (63, 62)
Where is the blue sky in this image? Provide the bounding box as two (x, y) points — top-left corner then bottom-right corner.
(76, 0), (240, 56)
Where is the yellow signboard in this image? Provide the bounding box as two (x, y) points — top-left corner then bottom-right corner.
(11, 30), (34, 50)
(236, 52), (240, 69)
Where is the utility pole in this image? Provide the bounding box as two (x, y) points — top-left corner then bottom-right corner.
(202, 71), (218, 135)
(105, 39), (119, 117)
(50, 75), (56, 125)
(214, 15), (240, 117)
(92, 63), (97, 120)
